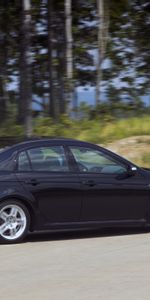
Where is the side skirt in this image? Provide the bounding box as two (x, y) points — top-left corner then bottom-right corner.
(37, 218), (147, 231)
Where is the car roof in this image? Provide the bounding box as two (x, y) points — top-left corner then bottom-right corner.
(16, 137), (77, 144)
(14, 138), (85, 146)
(2, 138), (96, 151)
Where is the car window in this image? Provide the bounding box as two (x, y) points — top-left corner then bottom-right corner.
(18, 151), (31, 171)
(25, 146), (69, 172)
(70, 146), (127, 174)
(0, 151), (17, 172)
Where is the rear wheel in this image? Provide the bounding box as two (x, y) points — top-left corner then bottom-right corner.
(0, 200), (30, 244)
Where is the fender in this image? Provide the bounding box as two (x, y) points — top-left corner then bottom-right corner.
(0, 175), (39, 230)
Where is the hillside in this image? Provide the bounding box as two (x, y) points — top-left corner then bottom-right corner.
(106, 135), (150, 167)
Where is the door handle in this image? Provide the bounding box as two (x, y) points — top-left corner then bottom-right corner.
(25, 179), (40, 186)
(82, 180), (96, 187)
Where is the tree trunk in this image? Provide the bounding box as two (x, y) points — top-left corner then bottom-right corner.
(57, 27), (66, 115)
(96, 0), (108, 106)
(48, 0), (56, 119)
(65, 0), (73, 113)
(0, 4), (8, 124)
(18, 13), (26, 125)
(18, 0), (32, 137)
(0, 74), (7, 124)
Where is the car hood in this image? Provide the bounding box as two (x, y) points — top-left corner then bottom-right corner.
(143, 168), (150, 172)
(142, 168), (150, 182)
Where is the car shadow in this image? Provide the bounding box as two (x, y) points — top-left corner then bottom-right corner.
(25, 227), (149, 244)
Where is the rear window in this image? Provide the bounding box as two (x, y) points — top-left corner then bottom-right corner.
(0, 150), (17, 171)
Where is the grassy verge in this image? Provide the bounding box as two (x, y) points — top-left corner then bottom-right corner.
(0, 115), (149, 166)
(0, 115), (150, 144)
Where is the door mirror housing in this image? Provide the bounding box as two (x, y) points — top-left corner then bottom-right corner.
(128, 166), (138, 176)
(116, 166), (138, 180)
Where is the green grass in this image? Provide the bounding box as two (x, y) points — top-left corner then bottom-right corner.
(0, 115), (150, 144)
(0, 114), (149, 166)
(30, 115), (150, 144)
(133, 153), (150, 168)
(67, 116), (150, 144)
(106, 117), (149, 142)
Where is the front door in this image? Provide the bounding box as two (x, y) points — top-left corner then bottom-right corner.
(69, 146), (148, 224)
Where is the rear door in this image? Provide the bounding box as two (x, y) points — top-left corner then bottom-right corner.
(15, 145), (82, 225)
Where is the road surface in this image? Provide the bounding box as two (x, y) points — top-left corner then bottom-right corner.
(0, 228), (150, 300)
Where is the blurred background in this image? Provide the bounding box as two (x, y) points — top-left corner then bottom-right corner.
(0, 0), (149, 166)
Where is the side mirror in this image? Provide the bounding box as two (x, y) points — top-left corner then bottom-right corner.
(128, 166), (138, 176)
(116, 166), (138, 180)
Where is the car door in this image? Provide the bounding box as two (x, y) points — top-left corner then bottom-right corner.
(69, 145), (148, 224)
(15, 145), (82, 225)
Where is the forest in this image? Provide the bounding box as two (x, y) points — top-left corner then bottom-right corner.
(0, 0), (150, 148)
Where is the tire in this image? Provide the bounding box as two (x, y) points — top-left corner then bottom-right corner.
(0, 200), (30, 244)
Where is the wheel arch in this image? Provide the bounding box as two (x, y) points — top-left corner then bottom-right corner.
(0, 196), (36, 231)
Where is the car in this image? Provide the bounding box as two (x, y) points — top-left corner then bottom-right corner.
(0, 138), (149, 243)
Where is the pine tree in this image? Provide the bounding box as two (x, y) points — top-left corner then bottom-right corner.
(65, 0), (73, 112)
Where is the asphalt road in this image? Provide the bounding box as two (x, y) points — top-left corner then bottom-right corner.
(1, 228), (150, 300)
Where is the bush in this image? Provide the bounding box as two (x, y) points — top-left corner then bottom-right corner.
(32, 115), (150, 144)
(0, 115), (149, 145)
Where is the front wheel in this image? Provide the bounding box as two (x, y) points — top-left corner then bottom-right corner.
(0, 200), (30, 244)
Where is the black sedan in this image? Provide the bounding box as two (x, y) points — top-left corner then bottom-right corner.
(0, 138), (150, 243)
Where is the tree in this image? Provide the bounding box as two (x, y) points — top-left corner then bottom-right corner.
(0, 0), (10, 124)
(104, 0), (150, 105)
(0, 0), (149, 131)
(65, 0), (73, 112)
(96, 0), (109, 106)
(18, 0), (32, 137)
(47, 0), (56, 119)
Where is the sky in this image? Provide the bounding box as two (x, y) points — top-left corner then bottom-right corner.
(76, 87), (150, 107)
(32, 87), (150, 111)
